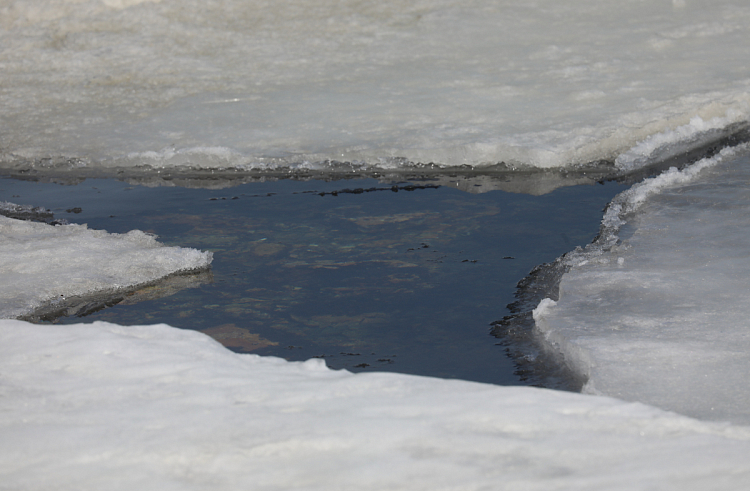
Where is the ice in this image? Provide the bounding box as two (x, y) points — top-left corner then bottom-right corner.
(1, 318), (749, 490)
(614, 113), (749, 171)
(3, 0), (750, 484)
(0, 214), (212, 319)
(0, 200), (53, 222)
(533, 145), (750, 424)
(1, 0), (749, 172)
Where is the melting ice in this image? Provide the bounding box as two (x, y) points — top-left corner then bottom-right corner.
(1, 0), (749, 172)
(2, 0), (750, 488)
(534, 145), (750, 424)
(0, 214), (212, 319)
(2, 319), (750, 490)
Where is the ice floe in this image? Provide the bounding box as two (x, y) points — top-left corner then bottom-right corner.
(0, 214), (212, 319)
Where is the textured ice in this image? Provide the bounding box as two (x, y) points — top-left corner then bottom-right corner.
(1, 319), (749, 490)
(1, 0), (749, 172)
(3, 1), (750, 485)
(0, 215), (212, 319)
(534, 145), (750, 424)
(0, 200), (54, 222)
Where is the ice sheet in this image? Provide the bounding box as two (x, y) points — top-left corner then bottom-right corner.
(1, 319), (749, 490)
(533, 145), (750, 424)
(1, 0), (749, 172)
(0, 214), (212, 318)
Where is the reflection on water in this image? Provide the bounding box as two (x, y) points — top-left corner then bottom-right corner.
(1, 176), (626, 385)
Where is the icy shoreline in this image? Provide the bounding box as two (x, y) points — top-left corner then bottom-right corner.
(533, 144), (750, 424)
(3, 0), (750, 485)
(1, 319), (749, 490)
(2, 153), (750, 487)
(3, 1), (750, 172)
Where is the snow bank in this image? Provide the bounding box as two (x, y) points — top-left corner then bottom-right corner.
(534, 146), (750, 424)
(1, 319), (749, 490)
(1, 0), (749, 171)
(0, 215), (212, 319)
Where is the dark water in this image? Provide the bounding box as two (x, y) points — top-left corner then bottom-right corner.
(1, 176), (626, 385)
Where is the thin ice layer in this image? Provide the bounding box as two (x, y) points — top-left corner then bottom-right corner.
(1, 319), (749, 490)
(0, 215), (212, 318)
(1, 0), (749, 171)
(533, 146), (750, 424)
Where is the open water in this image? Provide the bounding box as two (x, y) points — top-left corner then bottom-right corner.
(2, 175), (626, 385)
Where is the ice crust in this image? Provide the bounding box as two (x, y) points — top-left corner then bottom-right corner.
(0, 215), (212, 319)
(1, 319), (749, 490)
(1, 0), (750, 172)
(3, 1), (750, 485)
(534, 146), (750, 424)
(0, 200), (54, 222)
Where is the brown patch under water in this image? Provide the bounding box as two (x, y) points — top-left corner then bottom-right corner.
(253, 242), (286, 256)
(202, 323), (279, 351)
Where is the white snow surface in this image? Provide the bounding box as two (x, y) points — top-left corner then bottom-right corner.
(1, 319), (750, 490)
(2, 0), (749, 170)
(0, 215), (212, 318)
(534, 145), (750, 425)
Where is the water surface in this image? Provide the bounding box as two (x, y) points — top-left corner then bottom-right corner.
(2, 176), (626, 385)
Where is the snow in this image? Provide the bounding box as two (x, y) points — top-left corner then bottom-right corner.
(3, 0), (750, 486)
(1, 0), (749, 171)
(0, 215), (212, 319)
(534, 145), (750, 425)
(614, 112), (749, 172)
(1, 318), (749, 490)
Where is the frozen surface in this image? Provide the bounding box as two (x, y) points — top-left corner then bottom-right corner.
(1, 319), (750, 490)
(0, 215), (212, 319)
(0, 200), (53, 221)
(534, 145), (750, 424)
(1, 0), (749, 172)
(3, 1), (750, 484)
